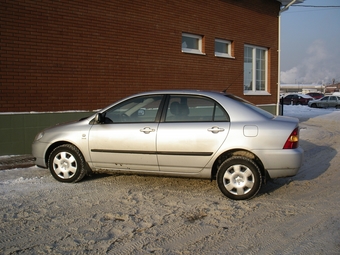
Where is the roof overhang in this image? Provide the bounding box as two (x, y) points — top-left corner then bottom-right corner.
(277, 0), (304, 5)
(277, 0), (304, 14)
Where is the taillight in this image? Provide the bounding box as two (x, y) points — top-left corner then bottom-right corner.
(283, 127), (299, 149)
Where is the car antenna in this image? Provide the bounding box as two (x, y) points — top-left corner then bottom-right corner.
(222, 70), (243, 93)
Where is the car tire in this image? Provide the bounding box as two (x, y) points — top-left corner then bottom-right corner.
(48, 144), (87, 183)
(216, 156), (262, 200)
(311, 103), (317, 108)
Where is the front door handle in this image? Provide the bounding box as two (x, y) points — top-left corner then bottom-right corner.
(140, 127), (155, 134)
(208, 126), (225, 134)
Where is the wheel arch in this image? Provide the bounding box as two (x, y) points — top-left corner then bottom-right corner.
(44, 141), (92, 176)
(211, 149), (267, 182)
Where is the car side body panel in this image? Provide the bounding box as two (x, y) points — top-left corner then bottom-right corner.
(32, 120), (92, 168)
(308, 96), (340, 108)
(156, 122), (230, 172)
(88, 123), (160, 171)
(32, 90), (304, 184)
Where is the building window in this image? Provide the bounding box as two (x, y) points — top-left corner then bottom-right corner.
(182, 33), (204, 55)
(215, 39), (232, 58)
(244, 45), (268, 95)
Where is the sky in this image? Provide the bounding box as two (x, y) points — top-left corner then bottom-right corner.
(280, 0), (340, 85)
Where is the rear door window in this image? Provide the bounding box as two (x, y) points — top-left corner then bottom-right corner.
(165, 95), (229, 122)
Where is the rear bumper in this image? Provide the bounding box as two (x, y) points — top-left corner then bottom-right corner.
(254, 147), (304, 178)
(266, 168), (300, 179)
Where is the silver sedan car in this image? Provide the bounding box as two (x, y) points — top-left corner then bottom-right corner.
(32, 90), (303, 200)
(308, 95), (340, 109)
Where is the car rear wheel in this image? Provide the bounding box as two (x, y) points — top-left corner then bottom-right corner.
(217, 156), (262, 200)
(48, 144), (87, 183)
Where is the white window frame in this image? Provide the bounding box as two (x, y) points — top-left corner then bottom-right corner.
(243, 44), (270, 95)
(182, 33), (205, 55)
(215, 39), (233, 58)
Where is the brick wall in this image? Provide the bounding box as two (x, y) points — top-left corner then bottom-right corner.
(0, 0), (280, 112)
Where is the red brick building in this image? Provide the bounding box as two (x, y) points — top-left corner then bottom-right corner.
(0, 0), (295, 154)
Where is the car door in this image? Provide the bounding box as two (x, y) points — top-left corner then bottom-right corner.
(337, 97), (340, 108)
(156, 95), (230, 173)
(88, 95), (164, 171)
(317, 96), (329, 107)
(284, 95), (293, 105)
(328, 96), (337, 107)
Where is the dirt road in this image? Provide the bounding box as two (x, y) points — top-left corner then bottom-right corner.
(1, 110), (339, 254)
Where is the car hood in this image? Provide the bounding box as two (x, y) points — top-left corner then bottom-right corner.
(45, 120), (80, 131)
(39, 118), (91, 138)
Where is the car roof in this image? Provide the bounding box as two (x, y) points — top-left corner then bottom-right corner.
(285, 93), (312, 98)
(121, 89), (239, 103)
(134, 89), (226, 97)
(123, 89), (258, 107)
(99, 89), (274, 122)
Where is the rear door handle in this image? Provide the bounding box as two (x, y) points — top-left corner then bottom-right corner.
(140, 127), (155, 134)
(208, 126), (225, 134)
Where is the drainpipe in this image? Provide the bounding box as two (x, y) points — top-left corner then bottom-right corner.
(277, 0), (299, 115)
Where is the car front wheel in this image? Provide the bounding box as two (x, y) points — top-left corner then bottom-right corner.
(217, 156), (262, 200)
(48, 144), (87, 183)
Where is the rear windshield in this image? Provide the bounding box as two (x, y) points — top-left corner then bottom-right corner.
(225, 94), (275, 119)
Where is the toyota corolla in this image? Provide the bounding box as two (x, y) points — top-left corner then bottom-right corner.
(32, 90), (303, 200)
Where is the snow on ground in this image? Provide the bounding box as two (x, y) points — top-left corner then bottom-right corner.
(283, 104), (340, 121)
(1, 105), (340, 254)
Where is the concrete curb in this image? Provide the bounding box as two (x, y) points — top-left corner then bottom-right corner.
(0, 155), (36, 170)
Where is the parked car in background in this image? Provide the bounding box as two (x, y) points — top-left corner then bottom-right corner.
(306, 92), (324, 100)
(308, 96), (340, 109)
(32, 90), (303, 200)
(282, 94), (313, 105)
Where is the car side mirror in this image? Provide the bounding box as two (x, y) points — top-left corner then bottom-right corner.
(94, 113), (104, 124)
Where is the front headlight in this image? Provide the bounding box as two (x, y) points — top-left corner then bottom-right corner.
(34, 132), (44, 141)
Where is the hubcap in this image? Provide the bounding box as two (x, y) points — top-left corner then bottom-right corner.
(53, 151), (77, 179)
(234, 175), (244, 186)
(223, 164), (254, 195)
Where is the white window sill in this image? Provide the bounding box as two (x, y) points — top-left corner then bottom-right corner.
(215, 53), (235, 59)
(243, 91), (271, 96)
(182, 49), (206, 56)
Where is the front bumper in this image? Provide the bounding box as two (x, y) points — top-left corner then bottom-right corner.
(32, 141), (48, 168)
